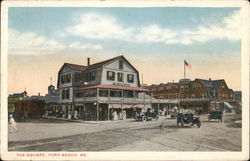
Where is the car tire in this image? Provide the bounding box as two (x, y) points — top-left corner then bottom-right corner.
(197, 120), (201, 128)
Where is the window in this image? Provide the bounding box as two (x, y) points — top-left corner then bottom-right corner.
(127, 74), (134, 83)
(62, 90), (65, 99)
(62, 89), (70, 100)
(66, 89), (70, 99)
(66, 74), (71, 83)
(74, 73), (81, 82)
(193, 84), (201, 91)
(86, 71), (96, 81)
(117, 73), (123, 82)
(119, 60), (123, 70)
(99, 90), (108, 97)
(61, 75), (65, 84)
(75, 92), (85, 98)
(107, 71), (115, 80)
(110, 91), (122, 97)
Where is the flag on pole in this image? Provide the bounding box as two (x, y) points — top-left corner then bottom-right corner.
(184, 60), (192, 69)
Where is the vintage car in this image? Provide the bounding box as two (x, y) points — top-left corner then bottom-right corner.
(208, 111), (223, 122)
(136, 109), (159, 121)
(177, 112), (201, 128)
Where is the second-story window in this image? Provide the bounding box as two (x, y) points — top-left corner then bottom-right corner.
(66, 89), (70, 99)
(61, 75), (65, 84)
(107, 71), (115, 80)
(86, 71), (96, 81)
(127, 74), (134, 83)
(66, 74), (71, 83)
(117, 73), (123, 82)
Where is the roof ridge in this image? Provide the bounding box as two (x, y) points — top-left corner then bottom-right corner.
(65, 62), (86, 67)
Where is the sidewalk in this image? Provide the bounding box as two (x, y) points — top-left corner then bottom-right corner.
(42, 116), (136, 124)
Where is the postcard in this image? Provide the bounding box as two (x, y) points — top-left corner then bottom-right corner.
(1, 0), (249, 160)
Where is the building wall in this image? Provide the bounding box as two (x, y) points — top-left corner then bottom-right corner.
(101, 59), (139, 87)
(217, 81), (231, 100)
(191, 79), (210, 98)
(15, 100), (45, 116)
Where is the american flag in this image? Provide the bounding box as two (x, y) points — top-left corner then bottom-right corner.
(184, 60), (192, 69)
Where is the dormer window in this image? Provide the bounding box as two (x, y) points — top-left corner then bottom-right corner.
(119, 60), (123, 70)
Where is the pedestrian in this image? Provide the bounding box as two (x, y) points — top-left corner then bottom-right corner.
(74, 111), (78, 120)
(113, 111), (118, 120)
(9, 115), (18, 132)
(122, 110), (127, 120)
(68, 111), (71, 120)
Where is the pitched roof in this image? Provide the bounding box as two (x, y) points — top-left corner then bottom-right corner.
(85, 55), (122, 70)
(9, 91), (27, 98)
(65, 63), (87, 71)
(196, 79), (213, 88)
(212, 79), (224, 90)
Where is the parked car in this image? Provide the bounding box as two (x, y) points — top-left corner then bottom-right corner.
(177, 111), (201, 128)
(136, 108), (159, 121)
(208, 111), (223, 122)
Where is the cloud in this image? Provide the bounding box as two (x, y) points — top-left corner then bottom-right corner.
(9, 28), (103, 55)
(66, 11), (241, 45)
(8, 28), (66, 55)
(69, 41), (103, 50)
(67, 13), (134, 41)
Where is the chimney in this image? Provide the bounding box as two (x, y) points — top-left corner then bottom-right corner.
(38, 92), (40, 96)
(87, 57), (90, 66)
(209, 78), (211, 82)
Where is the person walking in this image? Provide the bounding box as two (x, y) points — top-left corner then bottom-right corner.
(9, 115), (18, 132)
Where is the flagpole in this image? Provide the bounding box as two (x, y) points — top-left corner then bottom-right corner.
(184, 60), (186, 79)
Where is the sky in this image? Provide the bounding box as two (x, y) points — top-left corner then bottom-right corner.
(8, 7), (241, 95)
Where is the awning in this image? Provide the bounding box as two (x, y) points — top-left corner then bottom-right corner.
(75, 84), (150, 92)
(108, 104), (151, 109)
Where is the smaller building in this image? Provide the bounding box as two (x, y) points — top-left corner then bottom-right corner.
(44, 84), (60, 117)
(8, 91), (28, 112)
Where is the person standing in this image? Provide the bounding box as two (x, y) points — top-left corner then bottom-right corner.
(9, 115), (18, 132)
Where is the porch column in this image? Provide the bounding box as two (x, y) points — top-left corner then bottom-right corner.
(83, 103), (86, 121)
(96, 103), (99, 121)
(107, 105), (110, 120)
(133, 90), (136, 102)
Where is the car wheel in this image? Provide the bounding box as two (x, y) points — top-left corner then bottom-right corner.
(197, 120), (201, 128)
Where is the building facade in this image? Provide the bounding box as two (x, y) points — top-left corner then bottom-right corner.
(8, 91), (28, 112)
(147, 78), (237, 113)
(57, 55), (157, 121)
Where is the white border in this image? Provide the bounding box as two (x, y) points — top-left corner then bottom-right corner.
(1, 0), (249, 160)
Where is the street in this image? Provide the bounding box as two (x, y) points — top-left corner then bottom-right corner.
(8, 114), (241, 151)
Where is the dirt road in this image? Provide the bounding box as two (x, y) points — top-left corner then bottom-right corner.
(8, 114), (241, 151)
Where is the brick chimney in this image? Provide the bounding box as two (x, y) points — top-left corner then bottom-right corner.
(87, 57), (90, 66)
(209, 78), (211, 82)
